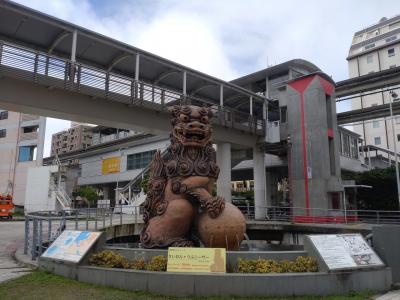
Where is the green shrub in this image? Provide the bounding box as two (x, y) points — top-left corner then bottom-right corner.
(130, 258), (146, 270)
(237, 256), (318, 273)
(89, 250), (130, 269)
(145, 255), (167, 272)
(89, 252), (168, 272)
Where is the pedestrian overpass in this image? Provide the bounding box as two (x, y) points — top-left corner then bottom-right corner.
(0, 0), (274, 210)
(0, 0), (269, 147)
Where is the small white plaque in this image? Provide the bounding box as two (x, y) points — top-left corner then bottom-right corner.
(42, 230), (102, 263)
(308, 234), (384, 271)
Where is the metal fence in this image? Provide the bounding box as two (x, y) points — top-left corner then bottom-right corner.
(24, 206), (143, 260)
(24, 204), (400, 260)
(236, 205), (400, 225)
(0, 41), (265, 135)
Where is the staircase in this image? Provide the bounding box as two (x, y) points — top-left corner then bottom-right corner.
(115, 149), (167, 213)
(50, 183), (72, 210)
(51, 154), (72, 210)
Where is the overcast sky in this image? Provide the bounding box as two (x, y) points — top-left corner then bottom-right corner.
(13, 0), (400, 156)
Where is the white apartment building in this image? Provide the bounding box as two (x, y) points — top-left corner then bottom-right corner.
(348, 16), (400, 154)
(0, 110), (46, 207)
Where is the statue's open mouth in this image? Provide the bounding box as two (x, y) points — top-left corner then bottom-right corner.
(185, 129), (205, 141)
(175, 127), (209, 145)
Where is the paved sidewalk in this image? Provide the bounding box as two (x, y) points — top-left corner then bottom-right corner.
(374, 290), (400, 300)
(0, 221), (31, 283)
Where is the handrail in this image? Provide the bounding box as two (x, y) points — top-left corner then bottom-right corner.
(0, 40), (265, 135)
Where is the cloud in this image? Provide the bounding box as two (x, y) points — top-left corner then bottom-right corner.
(11, 0), (400, 155)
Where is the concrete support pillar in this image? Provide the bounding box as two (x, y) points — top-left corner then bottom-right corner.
(183, 71), (187, 96)
(253, 145), (266, 219)
(36, 116), (46, 166)
(219, 85), (224, 107)
(216, 143), (231, 203)
(265, 171), (273, 207)
(250, 96), (253, 116)
(71, 30), (77, 62)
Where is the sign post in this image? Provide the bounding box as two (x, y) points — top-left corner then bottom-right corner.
(167, 247), (226, 273)
(304, 234), (384, 272)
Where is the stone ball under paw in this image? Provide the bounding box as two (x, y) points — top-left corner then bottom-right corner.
(197, 202), (246, 251)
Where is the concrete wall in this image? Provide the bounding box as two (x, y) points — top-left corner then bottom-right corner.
(24, 165), (58, 212)
(373, 225), (400, 283)
(0, 111), (46, 206)
(285, 75), (343, 212)
(39, 257), (392, 297)
(78, 139), (169, 186)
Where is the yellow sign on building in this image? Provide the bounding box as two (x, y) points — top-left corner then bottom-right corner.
(101, 157), (120, 174)
(167, 247), (226, 273)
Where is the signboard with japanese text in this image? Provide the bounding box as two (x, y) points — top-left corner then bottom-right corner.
(308, 234), (384, 271)
(167, 247), (226, 273)
(102, 156), (120, 174)
(42, 230), (102, 263)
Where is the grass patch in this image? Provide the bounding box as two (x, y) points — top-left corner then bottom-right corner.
(0, 270), (374, 300)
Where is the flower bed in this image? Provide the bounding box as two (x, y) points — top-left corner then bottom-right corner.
(89, 250), (167, 271)
(89, 250), (317, 273)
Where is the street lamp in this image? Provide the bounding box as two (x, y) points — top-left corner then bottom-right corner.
(389, 90), (400, 205)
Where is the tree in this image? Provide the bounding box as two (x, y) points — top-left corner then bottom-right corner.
(76, 186), (99, 207)
(346, 167), (399, 211)
(140, 173), (150, 194)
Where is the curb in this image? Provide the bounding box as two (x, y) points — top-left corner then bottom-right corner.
(14, 247), (38, 270)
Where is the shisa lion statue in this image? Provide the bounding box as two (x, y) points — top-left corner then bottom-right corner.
(140, 105), (246, 250)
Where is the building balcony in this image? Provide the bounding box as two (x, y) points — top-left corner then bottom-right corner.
(19, 131), (38, 141)
(21, 114), (41, 128)
(21, 114), (40, 122)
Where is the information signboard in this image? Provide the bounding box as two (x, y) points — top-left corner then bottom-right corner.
(167, 247), (226, 273)
(42, 230), (102, 263)
(102, 157), (120, 174)
(308, 234), (384, 271)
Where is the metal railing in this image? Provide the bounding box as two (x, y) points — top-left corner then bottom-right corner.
(0, 41), (265, 135)
(24, 204), (400, 260)
(24, 205), (143, 260)
(237, 205), (400, 225)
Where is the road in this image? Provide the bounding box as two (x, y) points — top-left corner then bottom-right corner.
(0, 221), (31, 283)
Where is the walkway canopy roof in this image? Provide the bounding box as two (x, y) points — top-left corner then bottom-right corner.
(0, 0), (270, 117)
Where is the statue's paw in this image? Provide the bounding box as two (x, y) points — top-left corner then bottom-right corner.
(207, 196), (225, 218)
(172, 181), (187, 194)
(171, 238), (195, 247)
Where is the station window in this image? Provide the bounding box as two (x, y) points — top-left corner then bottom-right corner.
(372, 120), (380, 128)
(0, 129), (6, 138)
(364, 43), (375, 50)
(349, 137), (358, 159)
(127, 150), (156, 170)
(398, 134), (400, 142)
(366, 54), (373, 64)
(18, 145), (37, 162)
(386, 35), (397, 43)
(374, 137), (381, 145)
(0, 111), (8, 120)
(388, 48), (395, 57)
